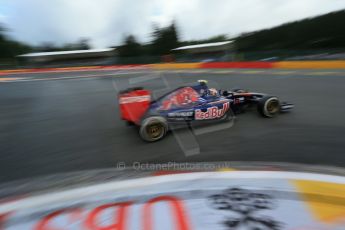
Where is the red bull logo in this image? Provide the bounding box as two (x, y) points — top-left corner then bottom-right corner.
(195, 102), (230, 120)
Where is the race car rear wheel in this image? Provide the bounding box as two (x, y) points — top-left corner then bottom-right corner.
(258, 96), (280, 118)
(139, 116), (168, 142)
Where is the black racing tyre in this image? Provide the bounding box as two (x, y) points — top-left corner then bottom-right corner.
(139, 116), (168, 142)
(222, 108), (235, 121)
(257, 96), (280, 118)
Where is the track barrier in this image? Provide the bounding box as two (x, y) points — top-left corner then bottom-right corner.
(1, 61), (345, 75)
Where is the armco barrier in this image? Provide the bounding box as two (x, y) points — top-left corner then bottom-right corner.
(1, 61), (345, 75)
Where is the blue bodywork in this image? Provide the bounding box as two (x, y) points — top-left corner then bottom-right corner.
(144, 83), (234, 123)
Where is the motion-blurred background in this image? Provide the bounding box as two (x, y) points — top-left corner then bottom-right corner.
(0, 0), (345, 69)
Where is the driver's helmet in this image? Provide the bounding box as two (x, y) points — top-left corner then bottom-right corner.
(208, 88), (218, 96)
(194, 80), (209, 95)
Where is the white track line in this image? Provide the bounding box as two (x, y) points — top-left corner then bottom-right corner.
(0, 71), (152, 83)
(0, 67), (151, 76)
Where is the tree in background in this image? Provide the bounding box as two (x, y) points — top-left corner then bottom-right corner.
(35, 38), (91, 52)
(62, 38), (90, 51)
(118, 35), (142, 57)
(235, 10), (345, 51)
(0, 25), (32, 59)
(78, 38), (90, 50)
(35, 42), (57, 52)
(117, 22), (179, 58)
(150, 22), (179, 55)
(181, 34), (229, 46)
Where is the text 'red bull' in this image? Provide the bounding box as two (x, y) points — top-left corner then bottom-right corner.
(195, 102), (230, 120)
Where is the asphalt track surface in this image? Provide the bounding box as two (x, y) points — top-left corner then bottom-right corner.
(1, 69), (345, 183)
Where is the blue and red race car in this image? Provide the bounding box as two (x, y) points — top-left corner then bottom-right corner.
(118, 80), (293, 142)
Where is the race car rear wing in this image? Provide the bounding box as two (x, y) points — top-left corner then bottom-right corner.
(118, 88), (151, 124)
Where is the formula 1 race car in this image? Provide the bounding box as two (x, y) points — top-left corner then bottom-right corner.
(118, 80), (293, 142)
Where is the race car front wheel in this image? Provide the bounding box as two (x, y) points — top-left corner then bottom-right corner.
(139, 116), (168, 142)
(258, 96), (280, 118)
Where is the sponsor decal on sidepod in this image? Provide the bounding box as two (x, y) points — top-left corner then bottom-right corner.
(195, 102), (230, 120)
(168, 112), (194, 117)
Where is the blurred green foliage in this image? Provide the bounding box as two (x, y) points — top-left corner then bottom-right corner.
(34, 39), (90, 52)
(118, 22), (179, 58)
(180, 35), (229, 46)
(0, 26), (32, 59)
(234, 10), (345, 51)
